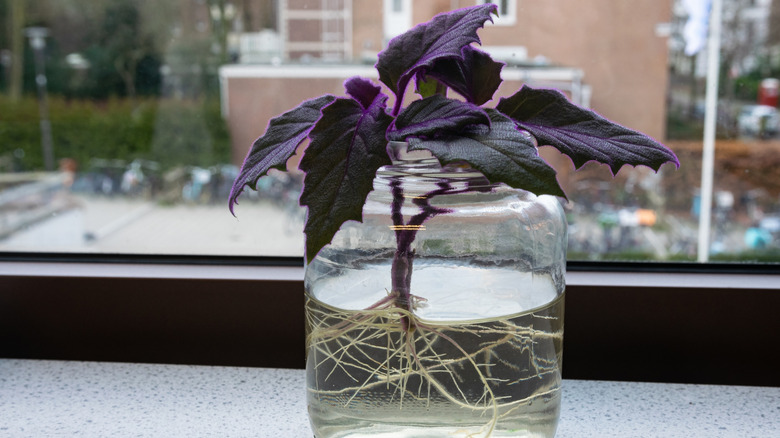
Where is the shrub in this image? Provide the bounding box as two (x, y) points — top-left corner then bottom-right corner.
(0, 96), (230, 171)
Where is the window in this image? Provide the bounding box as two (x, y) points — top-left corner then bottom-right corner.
(1, 0), (779, 266)
(383, 0), (412, 43)
(480, 0), (517, 26)
(2, 1), (779, 388)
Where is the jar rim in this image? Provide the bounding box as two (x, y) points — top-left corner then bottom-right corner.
(382, 141), (491, 183)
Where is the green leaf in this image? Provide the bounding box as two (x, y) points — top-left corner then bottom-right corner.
(408, 109), (565, 197)
(299, 96), (394, 262)
(229, 95), (336, 215)
(415, 75), (446, 99)
(496, 86), (679, 174)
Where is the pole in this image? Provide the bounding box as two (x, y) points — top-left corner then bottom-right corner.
(26, 27), (55, 172)
(696, 0), (722, 263)
(9, 0), (25, 101)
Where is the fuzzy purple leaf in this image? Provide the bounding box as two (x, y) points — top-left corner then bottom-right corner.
(387, 95), (490, 141)
(344, 76), (382, 110)
(497, 86), (680, 174)
(228, 95), (335, 215)
(423, 45), (504, 105)
(299, 92), (394, 262)
(375, 3), (496, 114)
(408, 109), (565, 198)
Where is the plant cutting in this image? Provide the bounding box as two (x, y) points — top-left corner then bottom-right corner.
(229, 4), (678, 437)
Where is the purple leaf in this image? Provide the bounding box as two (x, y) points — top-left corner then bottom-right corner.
(408, 109), (565, 198)
(375, 3), (496, 115)
(299, 92), (394, 262)
(228, 95), (335, 215)
(344, 76), (382, 110)
(423, 45), (504, 105)
(387, 95), (490, 141)
(496, 86), (680, 174)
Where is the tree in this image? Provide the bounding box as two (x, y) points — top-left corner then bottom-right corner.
(768, 0), (780, 47)
(98, 0), (149, 99)
(768, 0), (780, 74)
(207, 0), (233, 65)
(718, 0), (775, 132)
(5, 0), (25, 100)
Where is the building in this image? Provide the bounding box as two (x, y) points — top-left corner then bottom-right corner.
(221, 0), (673, 165)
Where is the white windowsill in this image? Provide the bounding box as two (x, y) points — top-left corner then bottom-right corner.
(2, 260), (778, 289)
(1, 359), (777, 437)
(0, 261), (304, 282)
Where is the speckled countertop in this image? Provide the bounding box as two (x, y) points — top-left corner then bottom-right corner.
(0, 359), (777, 437)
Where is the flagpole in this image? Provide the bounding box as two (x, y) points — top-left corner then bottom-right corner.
(697, 0), (722, 263)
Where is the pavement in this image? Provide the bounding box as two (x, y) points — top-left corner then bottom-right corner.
(0, 191), (764, 260)
(0, 193), (304, 257)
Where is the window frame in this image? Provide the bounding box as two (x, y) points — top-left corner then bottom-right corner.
(479, 0), (518, 26)
(1, 253), (779, 287)
(2, 254), (779, 387)
(2, 0), (779, 388)
(2, 254), (779, 386)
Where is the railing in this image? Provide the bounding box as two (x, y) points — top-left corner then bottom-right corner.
(0, 172), (70, 240)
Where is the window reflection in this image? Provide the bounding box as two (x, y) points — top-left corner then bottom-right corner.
(0, 0), (778, 262)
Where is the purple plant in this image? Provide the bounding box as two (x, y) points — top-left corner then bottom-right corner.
(229, 4), (678, 291)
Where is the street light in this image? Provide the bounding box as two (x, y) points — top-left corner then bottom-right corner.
(25, 26), (55, 172)
(209, 1), (237, 64)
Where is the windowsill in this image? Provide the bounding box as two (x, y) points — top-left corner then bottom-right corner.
(1, 358), (777, 437)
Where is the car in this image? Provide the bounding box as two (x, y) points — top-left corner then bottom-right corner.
(759, 215), (780, 235)
(737, 105), (780, 138)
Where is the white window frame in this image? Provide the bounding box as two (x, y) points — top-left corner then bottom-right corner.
(2, 256), (779, 386)
(383, 0), (413, 42)
(478, 0), (517, 26)
(2, 259), (779, 289)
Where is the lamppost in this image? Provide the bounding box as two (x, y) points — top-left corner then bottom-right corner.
(209, 1), (236, 64)
(25, 27), (55, 172)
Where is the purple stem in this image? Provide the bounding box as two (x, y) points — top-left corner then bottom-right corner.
(390, 177), (464, 331)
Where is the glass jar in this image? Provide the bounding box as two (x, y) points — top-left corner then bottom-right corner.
(304, 142), (567, 438)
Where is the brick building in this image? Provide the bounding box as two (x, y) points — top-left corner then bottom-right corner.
(222, 0), (672, 166)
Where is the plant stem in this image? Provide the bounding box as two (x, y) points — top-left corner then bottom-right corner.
(390, 177), (454, 331)
(390, 178), (413, 331)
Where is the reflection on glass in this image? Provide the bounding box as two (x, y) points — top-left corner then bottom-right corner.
(0, 0), (778, 262)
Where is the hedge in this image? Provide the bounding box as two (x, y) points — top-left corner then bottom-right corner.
(0, 96), (231, 172)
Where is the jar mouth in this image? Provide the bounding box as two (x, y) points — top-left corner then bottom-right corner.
(382, 141), (491, 183)
(387, 140), (435, 165)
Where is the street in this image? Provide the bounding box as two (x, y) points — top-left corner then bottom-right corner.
(2, 191), (767, 261)
(0, 193), (304, 257)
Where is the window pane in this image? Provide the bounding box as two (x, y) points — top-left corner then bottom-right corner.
(1, 0), (779, 263)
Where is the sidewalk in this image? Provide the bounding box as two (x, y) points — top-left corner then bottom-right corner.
(0, 194), (304, 257)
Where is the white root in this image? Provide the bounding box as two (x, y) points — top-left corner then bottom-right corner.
(305, 292), (563, 438)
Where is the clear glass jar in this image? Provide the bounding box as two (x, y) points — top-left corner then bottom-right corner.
(304, 142), (567, 438)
